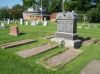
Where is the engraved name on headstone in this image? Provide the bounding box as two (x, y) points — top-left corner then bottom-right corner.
(55, 12), (78, 40)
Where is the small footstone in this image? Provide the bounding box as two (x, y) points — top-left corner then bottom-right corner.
(81, 60), (100, 74)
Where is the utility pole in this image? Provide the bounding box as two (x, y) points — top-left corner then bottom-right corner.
(62, 0), (65, 12)
(41, 0), (43, 20)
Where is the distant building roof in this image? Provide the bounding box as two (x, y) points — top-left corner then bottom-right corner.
(23, 4), (46, 13)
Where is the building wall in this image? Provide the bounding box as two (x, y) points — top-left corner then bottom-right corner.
(23, 13), (43, 21)
(50, 13), (57, 22)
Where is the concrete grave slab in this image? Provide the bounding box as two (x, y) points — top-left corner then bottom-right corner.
(0, 39), (35, 49)
(16, 43), (58, 58)
(81, 60), (100, 74)
(41, 48), (82, 68)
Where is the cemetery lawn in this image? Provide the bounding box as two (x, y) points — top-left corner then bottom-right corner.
(0, 22), (100, 74)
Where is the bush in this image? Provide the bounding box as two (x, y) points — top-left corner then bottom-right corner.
(87, 4), (100, 23)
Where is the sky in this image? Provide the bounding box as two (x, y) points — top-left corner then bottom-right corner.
(0, 0), (23, 8)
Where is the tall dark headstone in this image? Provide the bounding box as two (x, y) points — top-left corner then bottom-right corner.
(51, 12), (81, 48)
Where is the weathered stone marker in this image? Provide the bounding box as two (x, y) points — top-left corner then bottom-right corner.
(51, 12), (81, 48)
(31, 20), (36, 26)
(7, 19), (10, 24)
(20, 18), (23, 25)
(25, 21), (29, 25)
(43, 18), (48, 26)
(9, 26), (20, 36)
(0, 22), (5, 28)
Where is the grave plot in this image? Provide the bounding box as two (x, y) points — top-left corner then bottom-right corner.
(43, 35), (55, 39)
(16, 43), (58, 58)
(0, 39), (35, 49)
(40, 49), (82, 69)
(81, 60), (100, 74)
(82, 38), (100, 46)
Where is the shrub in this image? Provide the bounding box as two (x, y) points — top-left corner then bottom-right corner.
(87, 4), (100, 23)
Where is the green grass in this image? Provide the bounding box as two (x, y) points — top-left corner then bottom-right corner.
(0, 22), (100, 74)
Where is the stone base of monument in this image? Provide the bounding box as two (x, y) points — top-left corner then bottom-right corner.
(51, 38), (82, 48)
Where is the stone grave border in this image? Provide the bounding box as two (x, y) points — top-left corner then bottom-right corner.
(0, 39), (35, 49)
(37, 48), (83, 70)
(16, 43), (59, 58)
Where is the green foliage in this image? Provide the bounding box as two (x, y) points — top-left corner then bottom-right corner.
(22, 0), (62, 14)
(9, 4), (24, 19)
(0, 4), (24, 19)
(87, 3), (100, 23)
(64, 0), (91, 13)
(22, 0), (36, 9)
(48, 0), (62, 14)
(0, 7), (9, 19)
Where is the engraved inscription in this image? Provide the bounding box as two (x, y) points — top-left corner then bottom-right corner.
(57, 20), (73, 33)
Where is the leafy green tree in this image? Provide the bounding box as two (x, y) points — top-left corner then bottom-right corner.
(48, 0), (62, 14)
(22, 0), (36, 9)
(64, 0), (92, 13)
(87, 3), (100, 23)
(0, 7), (9, 19)
(9, 4), (24, 19)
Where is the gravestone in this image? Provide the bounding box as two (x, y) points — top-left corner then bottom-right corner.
(13, 19), (15, 23)
(3, 18), (6, 23)
(9, 26), (20, 36)
(7, 19), (10, 24)
(25, 21), (28, 25)
(0, 22), (5, 28)
(20, 18), (23, 25)
(51, 12), (81, 48)
(43, 18), (48, 26)
(36, 20), (39, 25)
(31, 20), (36, 26)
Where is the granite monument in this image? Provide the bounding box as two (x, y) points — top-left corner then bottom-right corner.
(51, 11), (81, 48)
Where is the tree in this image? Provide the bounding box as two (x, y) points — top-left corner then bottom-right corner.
(0, 7), (9, 19)
(9, 4), (24, 19)
(22, 0), (36, 9)
(64, 0), (92, 13)
(48, 0), (62, 14)
(87, 3), (100, 23)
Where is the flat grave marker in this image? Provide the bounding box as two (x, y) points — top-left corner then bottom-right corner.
(0, 39), (35, 49)
(41, 48), (82, 69)
(16, 43), (58, 58)
(81, 60), (100, 74)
